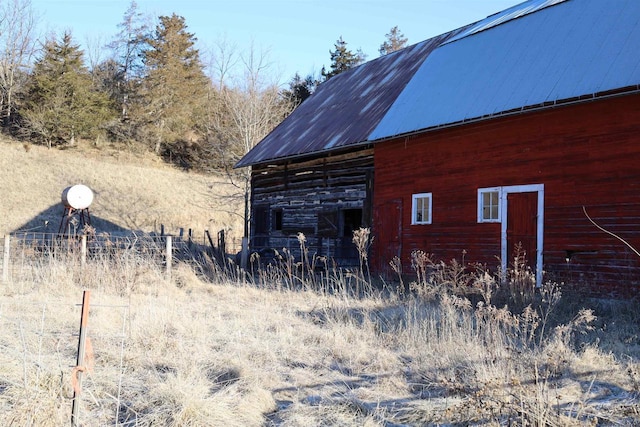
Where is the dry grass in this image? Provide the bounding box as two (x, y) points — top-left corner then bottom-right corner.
(1, 138), (639, 425)
(0, 137), (242, 244)
(1, 246), (639, 426)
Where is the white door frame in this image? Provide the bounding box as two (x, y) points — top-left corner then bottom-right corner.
(499, 184), (544, 287)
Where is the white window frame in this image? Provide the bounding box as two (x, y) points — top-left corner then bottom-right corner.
(477, 187), (502, 223)
(411, 192), (432, 225)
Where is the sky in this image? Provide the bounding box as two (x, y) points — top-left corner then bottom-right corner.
(29, 0), (524, 84)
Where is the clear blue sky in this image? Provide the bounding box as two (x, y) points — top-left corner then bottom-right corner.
(30, 0), (523, 83)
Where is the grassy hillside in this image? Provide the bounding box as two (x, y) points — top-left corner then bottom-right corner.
(0, 138), (243, 245)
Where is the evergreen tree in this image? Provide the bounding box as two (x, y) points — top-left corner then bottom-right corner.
(281, 72), (317, 107)
(107, 1), (150, 121)
(379, 26), (408, 56)
(138, 14), (209, 155)
(321, 37), (366, 81)
(22, 32), (116, 148)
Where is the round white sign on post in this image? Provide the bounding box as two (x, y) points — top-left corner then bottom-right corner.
(62, 185), (94, 210)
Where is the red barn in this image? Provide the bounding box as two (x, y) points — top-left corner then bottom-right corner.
(373, 95), (640, 293)
(237, 0), (640, 294)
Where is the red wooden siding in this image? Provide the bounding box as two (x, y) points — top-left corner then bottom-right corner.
(373, 93), (640, 295)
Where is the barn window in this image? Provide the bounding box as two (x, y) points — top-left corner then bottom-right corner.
(341, 209), (362, 236)
(253, 205), (270, 234)
(411, 193), (432, 225)
(478, 188), (501, 222)
(272, 209), (283, 231)
(318, 211), (339, 238)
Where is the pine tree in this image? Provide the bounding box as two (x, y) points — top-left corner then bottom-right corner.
(281, 72), (317, 107)
(321, 37), (366, 81)
(379, 26), (408, 56)
(107, 1), (150, 120)
(22, 32), (115, 148)
(138, 14), (209, 155)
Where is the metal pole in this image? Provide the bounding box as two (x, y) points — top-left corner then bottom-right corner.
(2, 235), (9, 283)
(71, 290), (91, 426)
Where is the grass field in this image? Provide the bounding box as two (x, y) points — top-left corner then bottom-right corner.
(0, 138), (639, 425)
(1, 242), (639, 426)
(0, 138), (243, 246)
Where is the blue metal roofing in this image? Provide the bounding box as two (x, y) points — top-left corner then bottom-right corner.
(446, 0), (568, 44)
(237, 0), (640, 168)
(369, 0), (640, 141)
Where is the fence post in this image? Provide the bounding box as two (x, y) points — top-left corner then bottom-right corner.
(80, 235), (87, 268)
(240, 237), (248, 270)
(2, 235), (9, 283)
(165, 235), (172, 281)
(218, 230), (226, 257)
(71, 290), (91, 427)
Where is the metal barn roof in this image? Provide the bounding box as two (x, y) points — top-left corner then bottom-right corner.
(445, 0), (568, 44)
(234, 31), (462, 168)
(369, 0), (640, 140)
(237, 0), (640, 168)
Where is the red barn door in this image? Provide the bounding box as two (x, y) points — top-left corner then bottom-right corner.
(498, 184), (544, 286)
(375, 198), (402, 274)
(506, 192), (538, 270)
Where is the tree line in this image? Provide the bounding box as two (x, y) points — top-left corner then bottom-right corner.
(1, 0), (408, 172)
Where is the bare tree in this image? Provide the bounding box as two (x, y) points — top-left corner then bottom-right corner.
(85, 33), (107, 81)
(0, 0), (38, 128)
(204, 35), (239, 92)
(203, 41), (294, 263)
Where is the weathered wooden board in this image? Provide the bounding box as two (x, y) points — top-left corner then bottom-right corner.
(250, 148), (373, 265)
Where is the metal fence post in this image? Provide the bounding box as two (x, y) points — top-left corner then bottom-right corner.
(71, 290), (91, 426)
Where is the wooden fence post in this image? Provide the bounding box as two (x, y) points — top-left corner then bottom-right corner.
(2, 235), (9, 283)
(71, 290), (91, 426)
(240, 237), (248, 270)
(218, 230), (226, 256)
(165, 235), (172, 281)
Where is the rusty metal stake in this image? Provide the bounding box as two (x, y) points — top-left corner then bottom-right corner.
(71, 290), (91, 427)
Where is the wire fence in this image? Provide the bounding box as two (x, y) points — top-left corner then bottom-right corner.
(0, 294), (130, 425)
(0, 232), (194, 283)
(0, 230), (240, 425)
